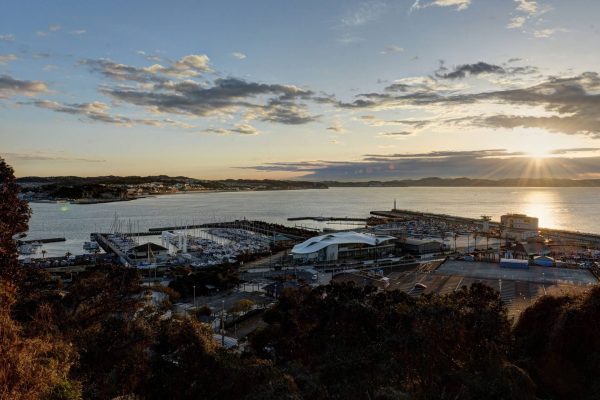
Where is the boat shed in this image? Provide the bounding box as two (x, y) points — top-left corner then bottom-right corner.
(533, 255), (555, 267)
(127, 242), (169, 261)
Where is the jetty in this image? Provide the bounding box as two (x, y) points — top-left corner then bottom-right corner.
(19, 237), (66, 244)
(372, 209), (600, 247)
(287, 216), (366, 222)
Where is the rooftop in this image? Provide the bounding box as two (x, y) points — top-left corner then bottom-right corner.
(292, 231), (396, 255)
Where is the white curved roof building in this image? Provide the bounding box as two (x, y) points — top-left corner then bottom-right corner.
(292, 231), (396, 262)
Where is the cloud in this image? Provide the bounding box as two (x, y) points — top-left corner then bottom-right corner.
(468, 72), (600, 137)
(340, 1), (387, 27)
(327, 121), (346, 133)
(378, 131), (413, 137)
(171, 54), (211, 73)
(330, 61), (600, 138)
(411, 0), (471, 12)
(80, 59), (162, 83)
(136, 50), (162, 62)
(231, 52), (246, 60)
(435, 61), (506, 79)
(36, 24), (62, 37)
(380, 46), (404, 55)
(533, 28), (567, 38)
(549, 147), (600, 155)
(507, 16), (526, 29)
(434, 61), (537, 80)
(507, 0), (559, 37)
(69, 29), (87, 35)
(515, 0), (538, 14)
(3, 152), (105, 163)
(27, 99), (192, 128)
(0, 75), (48, 98)
(0, 54), (17, 64)
(0, 34), (15, 42)
(102, 75), (318, 124)
(336, 34), (365, 45)
(204, 123), (259, 135)
(243, 149), (600, 180)
(80, 54), (212, 83)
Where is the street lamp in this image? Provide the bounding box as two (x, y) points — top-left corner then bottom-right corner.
(192, 285), (196, 308)
(221, 299), (225, 347)
(374, 238), (380, 272)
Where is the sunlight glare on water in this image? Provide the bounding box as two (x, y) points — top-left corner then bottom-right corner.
(521, 190), (559, 229)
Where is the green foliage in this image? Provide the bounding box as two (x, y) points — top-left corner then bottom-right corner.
(231, 299), (255, 314)
(45, 379), (82, 400)
(169, 265), (240, 297)
(0, 156), (31, 280)
(0, 282), (75, 400)
(514, 286), (600, 399)
(251, 283), (534, 400)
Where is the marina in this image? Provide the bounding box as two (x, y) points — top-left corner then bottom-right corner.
(16, 188), (600, 325)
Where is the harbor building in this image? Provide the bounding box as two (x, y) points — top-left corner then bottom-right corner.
(399, 238), (445, 255)
(292, 231), (396, 263)
(127, 242), (169, 263)
(501, 213), (539, 241)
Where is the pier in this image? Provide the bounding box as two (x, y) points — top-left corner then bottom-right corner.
(372, 209), (600, 247)
(287, 216), (367, 222)
(148, 220), (313, 240)
(91, 233), (135, 265)
(19, 237), (66, 244)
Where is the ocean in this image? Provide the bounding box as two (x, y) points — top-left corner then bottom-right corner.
(25, 187), (600, 257)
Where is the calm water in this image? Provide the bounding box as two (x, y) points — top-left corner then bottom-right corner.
(26, 187), (600, 257)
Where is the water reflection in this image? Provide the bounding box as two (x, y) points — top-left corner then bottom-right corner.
(521, 190), (560, 229)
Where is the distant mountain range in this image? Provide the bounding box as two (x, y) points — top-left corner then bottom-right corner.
(322, 177), (600, 187)
(16, 175), (600, 188)
(16, 175), (328, 191)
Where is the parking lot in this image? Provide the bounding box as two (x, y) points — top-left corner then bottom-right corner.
(386, 261), (595, 320)
(437, 260), (598, 286)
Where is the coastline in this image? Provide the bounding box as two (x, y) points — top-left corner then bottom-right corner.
(26, 186), (330, 205)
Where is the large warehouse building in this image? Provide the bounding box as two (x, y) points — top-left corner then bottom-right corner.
(292, 231), (396, 263)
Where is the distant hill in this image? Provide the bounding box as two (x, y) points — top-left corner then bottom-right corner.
(17, 175), (600, 188)
(16, 175), (328, 190)
(322, 177), (600, 187)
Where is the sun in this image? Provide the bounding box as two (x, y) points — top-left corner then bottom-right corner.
(526, 148), (551, 159)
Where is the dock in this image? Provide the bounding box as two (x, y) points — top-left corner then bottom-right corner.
(91, 233), (134, 265)
(19, 237), (66, 244)
(372, 209), (600, 247)
(288, 216), (367, 222)
(148, 221), (312, 240)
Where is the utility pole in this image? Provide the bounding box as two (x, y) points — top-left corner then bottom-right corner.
(221, 300), (225, 347)
(374, 238), (379, 270)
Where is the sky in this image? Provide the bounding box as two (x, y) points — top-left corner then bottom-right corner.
(2, 0), (600, 180)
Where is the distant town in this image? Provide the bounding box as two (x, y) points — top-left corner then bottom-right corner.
(16, 175), (600, 203)
(16, 175), (328, 203)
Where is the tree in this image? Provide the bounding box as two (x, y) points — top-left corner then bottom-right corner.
(231, 299), (255, 315)
(250, 282), (535, 400)
(0, 282), (77, 400)
(513, 287), (600, 399)
(0, 157), (31, 280)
